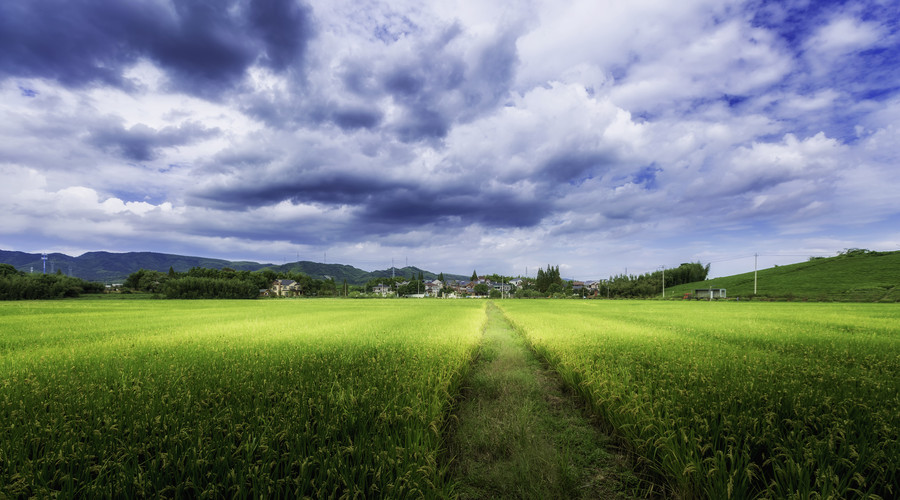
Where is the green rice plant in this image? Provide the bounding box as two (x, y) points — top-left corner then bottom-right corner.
(497, 301), (900, 499)
(0, 299), (485, 498)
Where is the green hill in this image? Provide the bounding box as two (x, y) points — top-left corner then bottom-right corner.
(666, 249), (900, 302)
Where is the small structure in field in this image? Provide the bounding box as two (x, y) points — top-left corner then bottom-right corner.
(693, 288), (726, 300)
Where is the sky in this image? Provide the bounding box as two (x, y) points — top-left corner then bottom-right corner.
(1, 0), (899, 280)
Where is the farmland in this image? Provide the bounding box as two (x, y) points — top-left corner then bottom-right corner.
(0, 300), (484, 497)
(497, 300), (900, 498)
(1, 299), (898, 498)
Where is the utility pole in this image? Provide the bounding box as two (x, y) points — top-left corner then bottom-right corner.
(754, 253), (758, 295)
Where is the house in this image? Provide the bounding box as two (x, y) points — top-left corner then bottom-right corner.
(452, 280), (470, 294)
(271, 279), (301, 297)
(693, 288), (726, 300)
(424, 280), (443, 296)
(372, 284), (394, 296)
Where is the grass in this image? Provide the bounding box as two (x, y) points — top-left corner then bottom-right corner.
(497, 300), (900, 498)
(0, 299), (484, 497)
(665, 250), (900, 301)
(447, 304), (641, 499)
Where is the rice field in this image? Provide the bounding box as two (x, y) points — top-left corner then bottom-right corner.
(2, 299), (898, 498)
(0, 299), (484, 498)
(496, 300), (900, 499)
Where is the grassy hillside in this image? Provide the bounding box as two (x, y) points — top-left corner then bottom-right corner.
(666, 250), (900, 302)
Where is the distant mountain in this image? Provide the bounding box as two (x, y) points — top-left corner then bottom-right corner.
(265, 261), (466, 285)
(0, 250), (467, 286)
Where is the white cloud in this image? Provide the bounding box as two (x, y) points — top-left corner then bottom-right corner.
(803, 16), (887, 75)
(805, 16), (885, 55)
(610, 20), (792, 112)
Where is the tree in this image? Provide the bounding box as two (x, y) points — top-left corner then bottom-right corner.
(438, 272), (444, 282)
(123, 269), (168, 292)
(471, 270), (478, 281)
(535, 265), (562, 293)
(0, 264), (22, 277)
(473, 283), (489, 296)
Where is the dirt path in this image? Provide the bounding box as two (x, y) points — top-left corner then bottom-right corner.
(446, 304), (642, 499)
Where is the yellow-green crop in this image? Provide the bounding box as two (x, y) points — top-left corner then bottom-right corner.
(497, 300), (900, 499)
(0, 299), (484, 498)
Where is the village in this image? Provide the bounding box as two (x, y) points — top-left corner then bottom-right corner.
(266, 276), (602, 298)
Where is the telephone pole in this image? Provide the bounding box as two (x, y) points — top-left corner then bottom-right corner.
(754, 253), (758, 294)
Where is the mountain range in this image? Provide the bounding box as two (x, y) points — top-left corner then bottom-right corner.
(0, 250), (467, 286)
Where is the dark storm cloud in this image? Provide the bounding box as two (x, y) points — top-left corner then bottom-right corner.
(541, 153), (613, 185)
(88, 119), (220, 162)
(360, 24), (519, 143)
(192, 166), (403, 209)
(247, 0), (313, 71)
(191, 146), (552, 235)
(394, 107), (449, 142)
(384, 70), (427, 96)
(358, 187), (547, 231)
(331, 107), (383, 130)
(0, 0), (313, 97)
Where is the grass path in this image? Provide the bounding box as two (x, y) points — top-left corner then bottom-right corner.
(446, 304), (641, 499)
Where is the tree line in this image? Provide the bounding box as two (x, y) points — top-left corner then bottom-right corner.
(118, 261), (711, 300)
(508, 262), (709, 299)
(124, 267), (342, 299)
(0, 264), (106, 300)
(601, 262), (710, 298)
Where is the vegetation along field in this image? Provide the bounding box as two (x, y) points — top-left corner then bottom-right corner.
(498, 300), (900, 498)
(0, 300), (484, 497)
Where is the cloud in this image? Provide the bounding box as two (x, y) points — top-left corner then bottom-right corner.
(88, 118), (221, 161)
(331, 107), (384, 130)
(0, 0), (315, 98)
(804, 16), (885, 59)
(1, 0), (899, 279)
